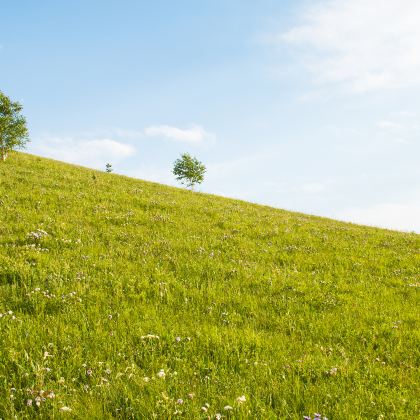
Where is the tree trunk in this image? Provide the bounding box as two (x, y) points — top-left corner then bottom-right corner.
(0, 147), (7, 161)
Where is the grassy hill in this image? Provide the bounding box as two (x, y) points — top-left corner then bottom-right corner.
(0, 152), (419, 419)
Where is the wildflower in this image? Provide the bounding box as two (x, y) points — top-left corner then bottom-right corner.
(108, 314), (113, 320)
(328, 367), (338, 376)
(35, 396), (42, 406)
(143, 376), (150, 382)
(236, 395), (246, 404)
(27, 229), (48, 240)
(175, 336), (181, 342)
(58, 377), (65, 385)
(26, 399), (33, 406)
(157, 369), (166, 378)
(224, 405), (233, 411)
(60, 406), (72, 412)
(187, 393), (194, 399)
(201, 406), (208, 412)
(86, 369), (93, 376)
(141, 334), (160, 340)
(215, 414), (222, 420)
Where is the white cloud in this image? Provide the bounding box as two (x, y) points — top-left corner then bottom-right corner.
(144, 125), (211, 144)
(376, 114), (420, 144)
(31, 137), (136, 168)
(377, 121), (404, 130)
(377, 120), (420, 131)
(336, 201), (420, 232)
(281, 0), (420, 93)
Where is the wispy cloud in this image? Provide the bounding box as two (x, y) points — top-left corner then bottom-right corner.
(376, 113), (420, 144)
(377, 120), (419, 131)
(336, 200), (420, 233)
(31, 136), (136, 168)
(74, 125), (213, 144)
(144, 125), (212, 144)
(280, 0), (420, 93)
(377, 121), (404, 130)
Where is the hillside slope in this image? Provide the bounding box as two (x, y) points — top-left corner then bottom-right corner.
(0, 153), (419, 419)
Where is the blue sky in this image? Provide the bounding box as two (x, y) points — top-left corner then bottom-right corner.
(2, 0), (419, 232)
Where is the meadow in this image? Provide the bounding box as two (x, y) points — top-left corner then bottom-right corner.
(0, 153), (419, 419)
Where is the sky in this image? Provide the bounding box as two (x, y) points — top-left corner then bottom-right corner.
(1, 0), (419, 232)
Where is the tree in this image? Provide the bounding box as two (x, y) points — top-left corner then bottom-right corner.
(173, 153), (206, 189)
(0, 91), (29, 161)
(105, 163), (113, 173)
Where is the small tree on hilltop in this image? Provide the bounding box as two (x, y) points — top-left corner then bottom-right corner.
(0, 91), (29, 161)
(173, 153), (206, 189)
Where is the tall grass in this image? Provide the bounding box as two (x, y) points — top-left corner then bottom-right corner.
(0, 153), (419, 419)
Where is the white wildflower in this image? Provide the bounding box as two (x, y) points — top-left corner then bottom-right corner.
(328, 367), (338, 376)
(236, 395), (246, 404)
(141, 334), (160, 340)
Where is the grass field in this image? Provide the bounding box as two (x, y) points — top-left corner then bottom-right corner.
(0, 152), (419, 419)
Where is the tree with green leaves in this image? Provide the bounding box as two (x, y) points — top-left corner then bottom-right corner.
(173, 153), (206, 189)
(0, 91), (29, 161)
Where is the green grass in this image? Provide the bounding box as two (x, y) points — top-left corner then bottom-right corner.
(0, 152), (419, 419)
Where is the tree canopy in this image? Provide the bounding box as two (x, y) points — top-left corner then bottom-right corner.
(172, 153), (206, 189)
(0, 91), (29, 161)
